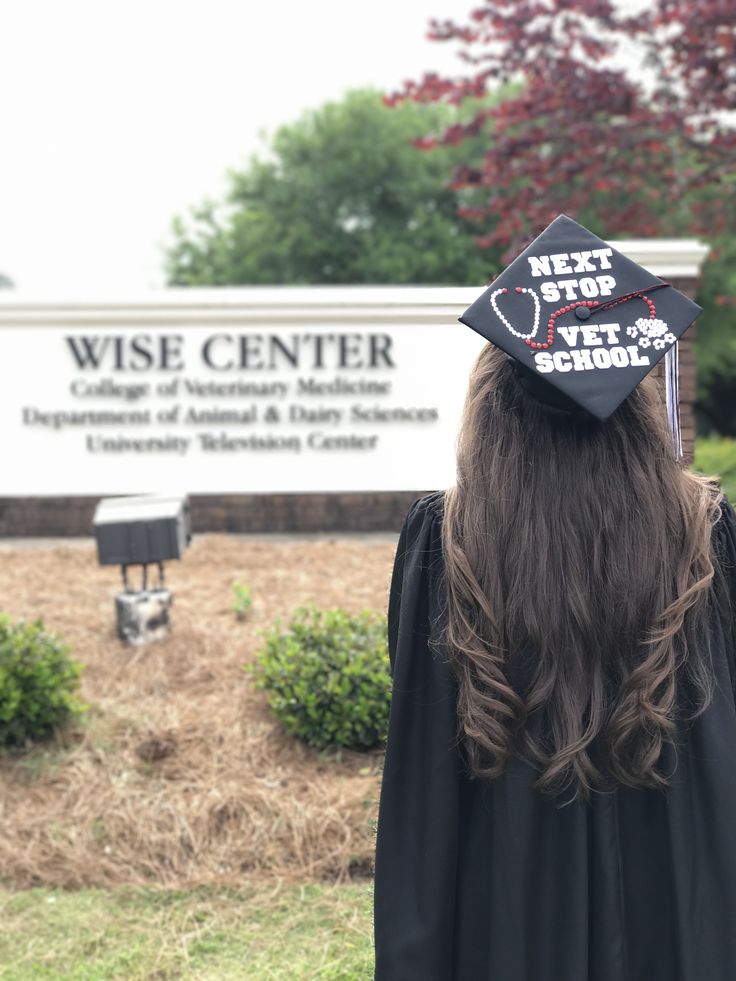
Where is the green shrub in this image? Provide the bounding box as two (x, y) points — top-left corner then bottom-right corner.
(693, 436), (736, 502)
(231, 580), (253, 621)
(246, 605), (390, 751)
(0, 614), (86, 749)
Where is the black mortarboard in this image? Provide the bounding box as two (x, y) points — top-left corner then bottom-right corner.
(459, 214), (702, 437)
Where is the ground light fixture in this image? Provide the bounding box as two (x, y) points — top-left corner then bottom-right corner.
(92, 493), (191, 645)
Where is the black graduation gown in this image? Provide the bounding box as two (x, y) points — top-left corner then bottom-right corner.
(373, 490), (736, 981)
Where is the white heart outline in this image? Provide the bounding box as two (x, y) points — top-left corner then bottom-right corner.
(489, 287), (541, 340)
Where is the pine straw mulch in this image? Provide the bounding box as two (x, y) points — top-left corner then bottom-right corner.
(0, 533), (397, 890)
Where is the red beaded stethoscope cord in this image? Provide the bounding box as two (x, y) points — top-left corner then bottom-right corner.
(523, 282), (671, 351)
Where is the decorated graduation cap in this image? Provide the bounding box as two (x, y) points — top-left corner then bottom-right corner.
(459, 214), (702, 456)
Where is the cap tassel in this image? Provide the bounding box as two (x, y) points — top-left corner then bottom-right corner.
(665, 341), (683, 461)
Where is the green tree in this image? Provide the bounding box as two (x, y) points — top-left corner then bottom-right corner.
(695, 235), (736, 437)
(165, 88), (499, 286)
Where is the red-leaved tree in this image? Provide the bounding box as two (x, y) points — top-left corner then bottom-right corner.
(385, 0), (736, 259)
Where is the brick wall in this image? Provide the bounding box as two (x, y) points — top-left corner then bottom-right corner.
(0, 491), (435, 537)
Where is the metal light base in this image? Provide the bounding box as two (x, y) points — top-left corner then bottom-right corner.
(115, 588), (173, 646)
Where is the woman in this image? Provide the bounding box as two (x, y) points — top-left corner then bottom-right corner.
(373, 222), (736, 981)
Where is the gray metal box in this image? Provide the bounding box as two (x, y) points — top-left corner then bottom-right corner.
(92, 494), (191, 566)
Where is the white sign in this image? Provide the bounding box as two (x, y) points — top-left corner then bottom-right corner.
(0, 248), (706, 497)
(0, 289), (487, 494)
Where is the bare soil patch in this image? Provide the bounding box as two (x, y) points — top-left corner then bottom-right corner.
(0, 533), (396, 889)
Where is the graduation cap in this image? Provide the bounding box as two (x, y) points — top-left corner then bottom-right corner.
(458, 214), (702, 456)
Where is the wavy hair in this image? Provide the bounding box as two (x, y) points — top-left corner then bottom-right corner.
(439, 342), (724, 803)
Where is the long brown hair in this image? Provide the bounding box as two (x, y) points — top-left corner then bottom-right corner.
(439, 342), (724, 803)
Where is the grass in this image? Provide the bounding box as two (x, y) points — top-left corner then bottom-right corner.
(0, 880), (374, 980)
(693, 435), (736, 501)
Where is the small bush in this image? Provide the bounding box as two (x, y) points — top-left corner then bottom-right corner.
(231, 580), (253, 621)
(247, 604), (390, 751)
(694, 436), (736, 503)
(0, 613), (86, 749)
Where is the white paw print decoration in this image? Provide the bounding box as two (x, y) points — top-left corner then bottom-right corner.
(631, 316), (672, 351)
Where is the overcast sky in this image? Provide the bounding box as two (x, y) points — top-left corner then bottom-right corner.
(1, 0), (467, 294)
